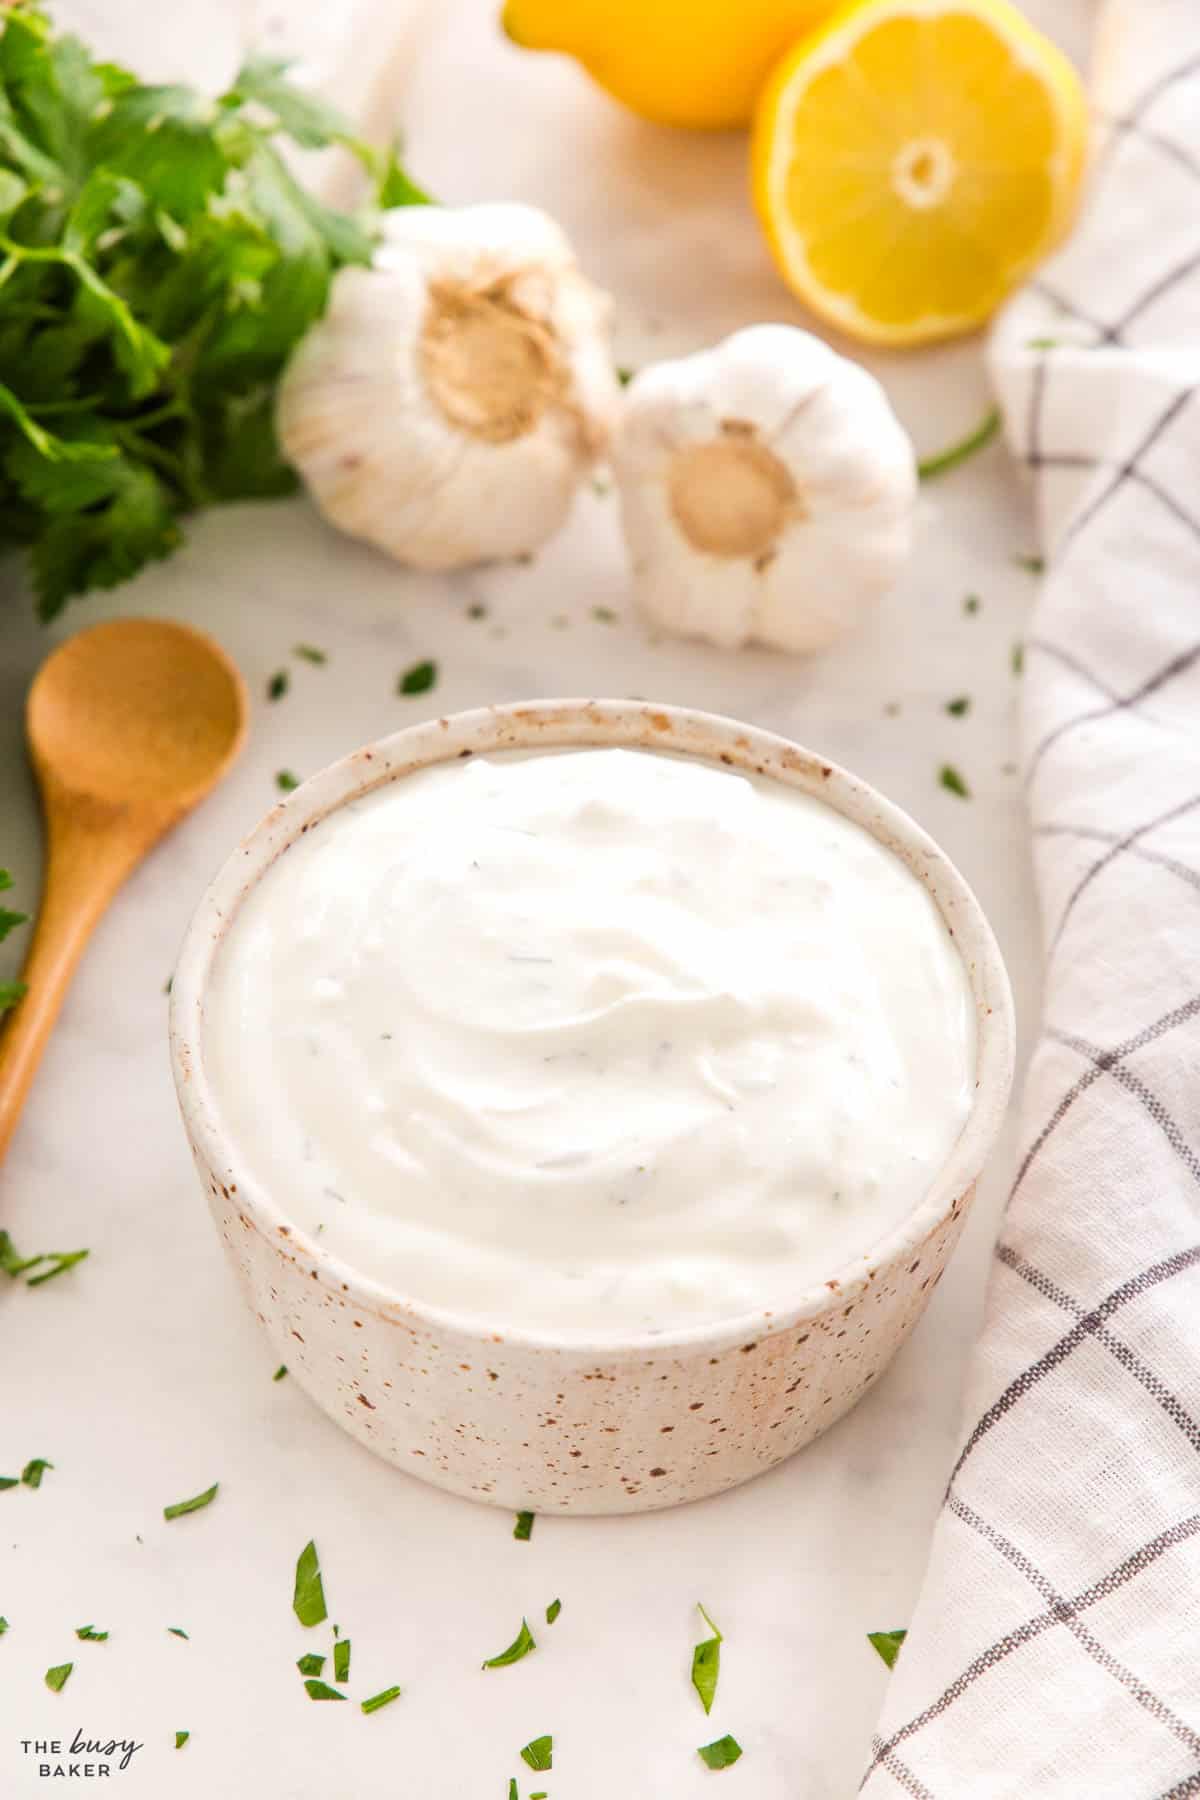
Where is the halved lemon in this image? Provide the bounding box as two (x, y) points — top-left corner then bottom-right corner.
(751, 0), (1088, 346)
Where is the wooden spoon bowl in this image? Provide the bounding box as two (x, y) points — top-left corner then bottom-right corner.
(0, 618), (247, 1165)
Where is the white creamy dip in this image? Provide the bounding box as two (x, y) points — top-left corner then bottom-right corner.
(205, 747), (976, 1336)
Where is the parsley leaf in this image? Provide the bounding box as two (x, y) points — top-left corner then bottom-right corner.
(272, 1364), (288, 1381)
(513, 1510), (534, 1541)
(0, 869), (27, 943)
(361, 1684), (402, 1715)
(0, 1476), (18, 1490)
(945, 696), (970, 717)
(0, 1617), (8, 1635)
(482, 1618), (535, 1669)
(520, 1735), (552, 1771)
(163, 1481), (218, 1521)
(691, 1602), (723, 1716)
(297, 1652), (325, 1677)
(293, 644), (326, 664)
(374, 142), (433, 208)
(868, 1628), (907, 1669)
(75, 1624), (108, 1641)
(267, 669), (289, 701)
(45, 1662), (73, 1693)
(293, 1539), (327, 1628)
(939, 764), (970, 800)
(21, 1458), (52, 1488)
(175, 1731), (189, 1749)
(545, 1598), (561, 1625)
(224, 55), (364, 156)
(333, 1636), (350, 1684)
(276, 769), (299, 792)
(698, 1734), (742, 1770)
(167, 1627), (189, 1639)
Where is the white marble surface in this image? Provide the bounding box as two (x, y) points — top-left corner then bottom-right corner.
(0, 2), (1094, 1793)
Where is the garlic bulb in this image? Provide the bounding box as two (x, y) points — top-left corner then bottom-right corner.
(611, 325), (916, 653)
(278, 203), (620, 569)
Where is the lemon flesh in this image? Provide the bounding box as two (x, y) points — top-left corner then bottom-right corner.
(752, 0), (1088, 344)
(504, 0), (834, 130)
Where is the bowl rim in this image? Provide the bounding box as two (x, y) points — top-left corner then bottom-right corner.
(169, 698), (1015, 1358)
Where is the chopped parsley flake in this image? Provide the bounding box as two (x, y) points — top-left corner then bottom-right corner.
(45, 1663), (73, 1693)
(466, 602), (488, 620)
(163, 1482), (218, 1522)
(398, 659), (437, 696)
(509, 1782), (518, 1800)
(303, 1678), (346, 1701)
(0, 980), (26, 1011)
(513, 1510), (534, 1541)
(333, 1637), (350, 1684)
(616, 366), (636, 386)
(1012, 643), (1025, 676)
(691, 1603), (723, 1716)
(175, 1732), (189, 1750)
(963, 594), (981, 615)
(591, 605), (617, 623)
(917, 407), (1000, 480)
(0, 1476), (17, 1490)
(273, 1365), (288, 1381)
(75, 1625), (108, 1642)
(361, 1685), (402, 1715)
(945, 696), (970, 717)
(482, 1618), (535, 1669)
(297, 1653), (326, 1677)
(21, 1459), (52, 1488)
(545, 1598), (561, 1625)
(293, 1539), (328, 1628)
(520, 1734), (553, 1771)
(294, 644), (327, 665)
(267, 669), (289, 701)
(868, 1628), (907, 1669)
(0, 1618), (7, 1635)
(27, 1250), (89, 1287)
(1014, 553), (1044, 574)
(0, 1232), (91, 1287)
(276, 769), (300, 792)
(939, 764), (970, 799)
(167, 1627), (188, 1639)
(698, 1734), (743, 1770)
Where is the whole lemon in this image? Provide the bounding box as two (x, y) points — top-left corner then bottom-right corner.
(501, 0), (835, 130)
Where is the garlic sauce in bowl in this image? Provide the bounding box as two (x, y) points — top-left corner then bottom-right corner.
(171, 701), (1013, 1513)
(204, 747), (975, 1338)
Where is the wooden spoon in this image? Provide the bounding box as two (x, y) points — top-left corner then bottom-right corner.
(0, 618), (248, 1164)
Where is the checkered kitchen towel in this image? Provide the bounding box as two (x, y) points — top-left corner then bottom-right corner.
(862, 5), (1200, 1797)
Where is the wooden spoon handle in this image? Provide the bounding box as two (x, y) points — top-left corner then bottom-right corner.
(0, 803), (137, 1165)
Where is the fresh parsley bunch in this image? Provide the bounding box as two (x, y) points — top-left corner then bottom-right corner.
(0, 4), (425, 617)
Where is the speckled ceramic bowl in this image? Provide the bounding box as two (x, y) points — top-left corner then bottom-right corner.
(170, 700), (1014, 1515)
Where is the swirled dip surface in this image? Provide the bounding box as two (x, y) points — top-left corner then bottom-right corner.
(205, 748), (975, 1335)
